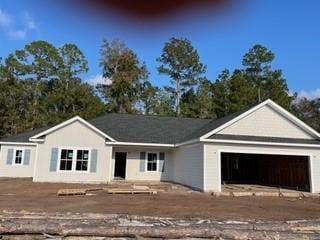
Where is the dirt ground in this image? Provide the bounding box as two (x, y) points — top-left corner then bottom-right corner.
(0, 178), (320, 221)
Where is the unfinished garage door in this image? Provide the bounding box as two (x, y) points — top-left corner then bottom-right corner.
(221, 152), (310, 191)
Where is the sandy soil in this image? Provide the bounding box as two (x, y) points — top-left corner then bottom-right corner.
(0, 178), (319, 220)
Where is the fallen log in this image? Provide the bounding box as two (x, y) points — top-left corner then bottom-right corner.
(0, 212), (320, 239)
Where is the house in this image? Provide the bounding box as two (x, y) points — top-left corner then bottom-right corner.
(1, 99), (320, 193)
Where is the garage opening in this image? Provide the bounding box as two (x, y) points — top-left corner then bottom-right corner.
(221, 152), (310, 192)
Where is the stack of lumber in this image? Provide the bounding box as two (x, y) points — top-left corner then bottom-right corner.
(57, 188), (87, 196)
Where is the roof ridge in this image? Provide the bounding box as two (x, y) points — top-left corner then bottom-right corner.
(93, 112), (212, 121)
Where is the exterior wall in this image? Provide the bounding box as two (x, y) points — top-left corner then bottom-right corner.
(204, 142), (320, 193)
(0, 144), (36, 177)
(112, 147), (173, 181)
(173, 143), (204, 190)
(218, 105), (313, 139)
(34, 120), (112, 183)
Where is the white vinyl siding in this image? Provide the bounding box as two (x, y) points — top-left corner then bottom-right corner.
(173, 143), (204, 190)
(0, 144), (36, 177)
(112, 147), (173, 181)
(218, 105), (313, 139)
(34, 120), (112, 183)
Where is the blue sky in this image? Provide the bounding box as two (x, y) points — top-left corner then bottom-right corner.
(0, 0), (319, 98)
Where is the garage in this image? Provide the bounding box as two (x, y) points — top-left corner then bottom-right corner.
(221, 152), (311, 191)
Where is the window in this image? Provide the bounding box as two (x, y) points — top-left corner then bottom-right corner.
(58, 148), (90, 172)
(14, 149), (24, 165)
(147, 153), (157, 171)
(76, 150), (89, 171)
(59, 149), (73, 171)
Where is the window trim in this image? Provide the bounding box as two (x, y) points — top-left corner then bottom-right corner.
(13, 149), (25, 166)
(57, 147), (91, 173)
(145, 152), (158, 172)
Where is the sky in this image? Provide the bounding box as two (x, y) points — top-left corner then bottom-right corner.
(0, 0), (319, 99)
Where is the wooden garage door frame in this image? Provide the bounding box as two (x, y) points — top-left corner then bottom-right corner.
(217, 149), (314, 193)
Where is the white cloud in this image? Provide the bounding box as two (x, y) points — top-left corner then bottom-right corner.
(23, 12), (36, 30)
(8, 29), (26, 40)
(0, 9), (12, 27)
(297, 88), (320, 100)
(0, 8), (39, 41)
(87, 74), (112, 86)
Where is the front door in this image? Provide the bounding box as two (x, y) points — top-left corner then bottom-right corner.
(114, 152), (127, 179)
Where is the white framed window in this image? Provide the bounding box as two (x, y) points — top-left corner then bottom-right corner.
(59, 149), (74, 171)
(76, 150), (89, 171)
(13, 149), (24, 165)
(58, 147), (90, 172)
(146, 152), (158, 172)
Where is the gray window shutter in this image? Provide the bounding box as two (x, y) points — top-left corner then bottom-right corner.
(23, 149), (31, 165)
(159, 152), (165, 172)
(140, 152), (146, 172)
(90, 149), (98, 173)
(6, 148), (14, 165)
(50, 148), (59, 172)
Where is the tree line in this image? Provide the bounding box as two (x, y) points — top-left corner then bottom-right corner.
(0, 38), (318, 138)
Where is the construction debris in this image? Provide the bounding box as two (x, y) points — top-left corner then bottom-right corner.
(0, 211), (320, 239)
(57, 189), (87, 196)
(106, 189), (157, 194)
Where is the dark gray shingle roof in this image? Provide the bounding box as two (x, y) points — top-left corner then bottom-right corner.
(87, 113), (211, 144)
(0, 126), (50, 143)
(0, 114), (213, 144)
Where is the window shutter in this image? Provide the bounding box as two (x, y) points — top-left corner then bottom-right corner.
(159, 152), (165, 172)
(23, 149), (31, 165)
(140, 152), (146, 172)
(6, 148), (14, 165)
(90, 149), (98, 173)
(50, 148), (59, 172)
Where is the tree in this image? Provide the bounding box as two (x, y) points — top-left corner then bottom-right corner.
(180, 89), (198, 118)
(262, 70), (295, 109)
(0, 40), (105, 137)
(153, 89), (175, 117)
(294, 98), (320, 132)
(3, 41), (64, 129)
(157, 37), (206, 116)
(138, 81), (159, 115)
(212, 69), (231, 117)
(212, 69), (256, 117)
(58, 44), (89, 88)
(99, 39), (148, 113)
(242, 44), (274, 102)
(180, 78), (214, 118)
(196, 78), (214, 118)
(227, 70), (256, 112)
(44, 79), (105, 124)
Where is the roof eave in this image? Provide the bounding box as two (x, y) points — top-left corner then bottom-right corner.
(201, 138), (320, 148)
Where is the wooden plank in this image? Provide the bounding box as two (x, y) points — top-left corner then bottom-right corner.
(106, 189), (157, 195)
(58, 189), (87, 196)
